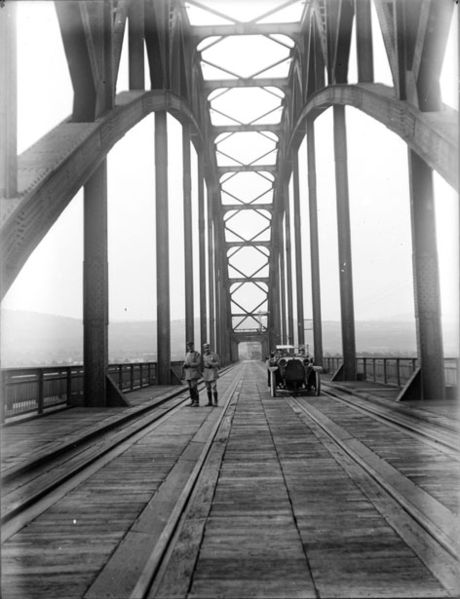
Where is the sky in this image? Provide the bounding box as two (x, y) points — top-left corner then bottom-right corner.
(1, 1), (458, 353)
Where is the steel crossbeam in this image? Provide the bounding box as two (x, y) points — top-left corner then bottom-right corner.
(0, 0), (456, 399)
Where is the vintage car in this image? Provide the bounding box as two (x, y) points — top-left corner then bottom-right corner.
(267, 345), (321, 397)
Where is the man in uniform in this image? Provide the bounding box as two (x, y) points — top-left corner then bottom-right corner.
(202, 343), (220, 406)
(182, 341), (201, 407)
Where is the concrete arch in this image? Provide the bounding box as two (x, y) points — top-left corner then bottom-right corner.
(0, 90), (205, 298)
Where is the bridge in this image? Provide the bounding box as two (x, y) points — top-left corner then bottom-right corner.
(0, 1), (459, 597)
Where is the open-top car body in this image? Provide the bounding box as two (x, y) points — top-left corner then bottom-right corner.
(267, 345), (321, 397)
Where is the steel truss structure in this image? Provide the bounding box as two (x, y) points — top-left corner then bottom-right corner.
(0, 0), (457, 403)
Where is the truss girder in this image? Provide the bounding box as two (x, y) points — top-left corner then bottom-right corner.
(55, 1), (115, 121)
(1, 0), (457, 359)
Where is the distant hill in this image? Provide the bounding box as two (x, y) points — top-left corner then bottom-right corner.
(0, 309), (457, 367)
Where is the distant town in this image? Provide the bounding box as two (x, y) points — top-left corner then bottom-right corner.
(1, 309), (458, 368)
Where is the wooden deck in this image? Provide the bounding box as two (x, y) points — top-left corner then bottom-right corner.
(1, 361), (459, 598)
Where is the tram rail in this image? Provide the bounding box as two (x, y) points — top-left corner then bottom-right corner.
(1, 365), (237, 540)
(321, 382), (460, 454)
(2, 361), (459, 598)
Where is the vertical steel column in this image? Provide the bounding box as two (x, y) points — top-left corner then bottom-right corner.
(155, 111), (171, 384)
(355, 0), (374, 83)
(128, 0), (145, 90)
(0, 2), (17, 198)
(333, 106), (356, 380)
(214, 198), (229, 363)
(197, 153), (207, 347)
(268, 222), (281, 349)
(292, 154), (305, 347)
(306, 119), (323, 365)
(408, 150), (445, 399)
(206, 182), (216, 348)
(182, 124), (194, 345)
(103, 1), (115, 112)
(279, 233), (287, 344)
(283, 173), (294, 344)
(212, 195), (222, 358)
(83, 160), (109, 407)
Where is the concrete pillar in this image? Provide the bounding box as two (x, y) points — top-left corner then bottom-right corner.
(197, 152), (207, 347)
(0, 2), (17, 198)
(292, 154), (305, 347)
(128, 0), (145, 90)
(408, 150), (445, 399)
(83, 160), (109, 406)
(284, 173), (294, 344)
(306, 119), (323, 366)
(333, 106), (356, 380)
(355, 0), (374, 83)
(155, 111), (171, 384)
(182, 124), (194, 345)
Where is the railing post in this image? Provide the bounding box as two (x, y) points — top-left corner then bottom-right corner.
(383, 359), (387, 384)
(38, 370), (44, 415)
(396, 359), (401, 386)
(66, 367), (72, 406)
(363, 358), (367, 381)
(130, 364), (134, 391)
(372, 359), (376, 383)
(118, 365), (123, 390)
(1, 371), (6, 423)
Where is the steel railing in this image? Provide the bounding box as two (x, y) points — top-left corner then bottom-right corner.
(2, 357), (457, 422)
(323, 356), (458, 388)
(1, 361), (185, 422)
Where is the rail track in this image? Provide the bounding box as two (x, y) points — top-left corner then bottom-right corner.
(2, 362), (459, 598)
(322, 381), (460, 453)
(1, 365), (237, 541)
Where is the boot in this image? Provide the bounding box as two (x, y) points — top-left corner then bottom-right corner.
(193, 388), (200, 407)
(207, 391), (213, 406)
(213, 392), (218, 406)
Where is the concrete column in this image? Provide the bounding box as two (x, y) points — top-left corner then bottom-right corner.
(306, 119), (323, 365)
(292, 154), (305, 347)
(0, 2), (17, 198)
(155, 111), (171, 384)
(197, 153), (207, 347)
(128, 0), (145, 90)
(182, 124), (194, 345)
(83, 160), (109, 406)
(355, 0), (374, 83)
(284, 174), (294, 344)
(408, 150), (445, 399)
(333, 106), (356, 380)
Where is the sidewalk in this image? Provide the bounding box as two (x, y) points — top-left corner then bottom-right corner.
(323, 377), (460, 432)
